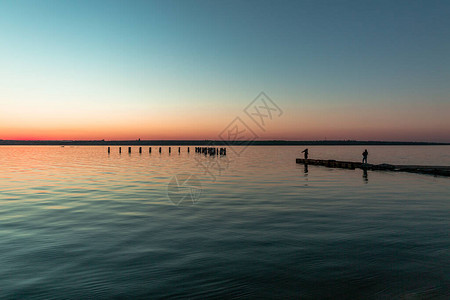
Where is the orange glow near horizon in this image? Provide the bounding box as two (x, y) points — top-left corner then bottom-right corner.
(2, 122), (449, 143)
(1, 97), (449, 142)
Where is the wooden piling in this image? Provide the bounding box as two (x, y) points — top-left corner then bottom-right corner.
(108, 147), (110, 153)
(149, 147), (151, 153)
(139, 147), (142, 153)
(119, 147), (122, 154)
(128, 147), (131, 153)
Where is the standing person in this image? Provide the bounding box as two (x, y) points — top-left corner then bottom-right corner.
(362, 149), (368, 164)
(301, 148), (309, 160)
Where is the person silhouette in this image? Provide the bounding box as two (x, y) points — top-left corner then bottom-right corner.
(362, 149), (368, 164)
(301, 148), (309, 160)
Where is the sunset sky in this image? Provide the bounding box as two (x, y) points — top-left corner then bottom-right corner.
(1, 0), (449, 142)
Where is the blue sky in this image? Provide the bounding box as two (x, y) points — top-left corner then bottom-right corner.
(1, 0), (449, 141)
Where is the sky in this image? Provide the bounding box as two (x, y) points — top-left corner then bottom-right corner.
(0, 0), (449, 142)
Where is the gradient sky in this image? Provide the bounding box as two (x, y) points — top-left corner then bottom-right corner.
(1, 0), (449, 142)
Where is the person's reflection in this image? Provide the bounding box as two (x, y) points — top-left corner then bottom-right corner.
(363, 169), (368, 184)
(303, 163), (309, 186)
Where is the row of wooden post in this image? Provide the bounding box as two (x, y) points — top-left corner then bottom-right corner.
(107, 146), (182, 154)
(107, 146), (226, 155)
(195, 147), (227, 156)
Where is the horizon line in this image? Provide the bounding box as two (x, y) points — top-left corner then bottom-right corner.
(0, 139), (449, 146)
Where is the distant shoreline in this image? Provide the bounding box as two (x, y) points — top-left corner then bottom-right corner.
(0, 140), (448, 146)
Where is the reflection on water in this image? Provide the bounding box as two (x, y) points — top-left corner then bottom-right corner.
(363, 169), (369, 184)
(0, 145), (449, 298)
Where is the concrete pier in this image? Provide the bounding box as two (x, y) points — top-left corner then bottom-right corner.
(296, 158), (450, 177)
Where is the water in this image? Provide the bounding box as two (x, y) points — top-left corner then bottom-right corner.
(0, 145), (449, 298)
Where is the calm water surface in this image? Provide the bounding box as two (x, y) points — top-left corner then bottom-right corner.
(0, 146), (449, 298)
